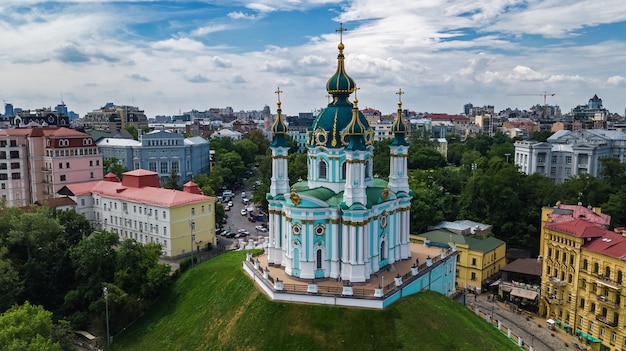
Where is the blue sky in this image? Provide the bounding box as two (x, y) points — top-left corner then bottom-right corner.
(1, 0), (626, 117)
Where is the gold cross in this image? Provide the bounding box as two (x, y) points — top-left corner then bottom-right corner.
(336, 22), (347, 43)
(275, 87), (283, 101)
(396, 88), (404, 102)
(354, 85), (360, 99)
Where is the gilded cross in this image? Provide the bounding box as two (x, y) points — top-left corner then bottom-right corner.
(396, 88), (404, 102)
(275, 87), (283, 101)
(336, 22), (347, 43)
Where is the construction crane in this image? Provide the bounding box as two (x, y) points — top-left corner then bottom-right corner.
(509, 91), (556, 119)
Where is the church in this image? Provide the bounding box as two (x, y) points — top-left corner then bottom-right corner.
(266, 33), (413, 283)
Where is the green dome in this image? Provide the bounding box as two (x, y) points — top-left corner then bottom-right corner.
(309, 42), (370, 149)
(270, 100), (289, 148)
(390, 99), (409, 146)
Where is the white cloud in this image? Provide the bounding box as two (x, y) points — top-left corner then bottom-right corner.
(228, 12), (257, 20)
(607, 75), (625, 86)
(151, 38), (206, 52)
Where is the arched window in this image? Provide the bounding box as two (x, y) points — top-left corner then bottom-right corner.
(316, 249), (322, 269)
(318, 160), (327, 179)
(594, 262), (599, 274)
(618, 271), (623, 284)
(605, 266), (611, 279)
(364, 159), (370, 178)
(341, 162), (347, 180)
(380, 241), (386, 261)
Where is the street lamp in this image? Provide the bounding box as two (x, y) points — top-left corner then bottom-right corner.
(103, 287), (110, 348)
(189, 219), (196, 268)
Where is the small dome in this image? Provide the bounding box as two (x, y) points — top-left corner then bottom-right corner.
(326, 43), (356, 95)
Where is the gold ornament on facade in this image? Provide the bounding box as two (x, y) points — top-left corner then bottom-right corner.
(314, 223), (326, 236)
(290, 187), (301, 206)
(314, 128), (328, 146)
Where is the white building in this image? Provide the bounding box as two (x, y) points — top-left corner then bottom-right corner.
(514, 129), (626, 183)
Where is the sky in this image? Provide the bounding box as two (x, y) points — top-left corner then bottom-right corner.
(1, 0), (626, 118)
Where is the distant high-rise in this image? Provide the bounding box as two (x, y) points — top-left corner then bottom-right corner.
(463, 103), (473, 116)
(4, 103), (14, 117)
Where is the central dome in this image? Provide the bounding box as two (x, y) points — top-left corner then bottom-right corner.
(309, 42), (370, 148)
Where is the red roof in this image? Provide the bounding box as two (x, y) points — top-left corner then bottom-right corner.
(424, 114), (469, 122)
(548, 204), (611, 226)
(545, 219), (607, 238)
(583, 231), (626, 261)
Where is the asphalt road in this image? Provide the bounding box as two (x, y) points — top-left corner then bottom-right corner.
(220, 188), (268, 249)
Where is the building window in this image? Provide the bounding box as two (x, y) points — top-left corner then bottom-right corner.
(160, 161), (168, 173)
(59, 163), (63, 169)
(66, 162), (70, 168)
(594, 262), (599, 274)
(612, 332), (616, 342)
(316, 249), (322, 269)
(60, 175), (66, 181)
(583, 259), (588, 270)
(90, 160), (93, 166)
(618, 271), (623, 284)
(191, 207), (195, 215)
(591, 303), (596, 313)
(149, 162), (157, 172)
(569, 274), (573, 283)
(580, 298), (585, 309)
(605, 266), (611, 279)
(90, 172), (94, 179)
(471, 272), (476, 280)
(318, 160), (327, 179)
(96, 160), (100, 166)
(472, 258), (476, 266)
(565, 156), (572, 164)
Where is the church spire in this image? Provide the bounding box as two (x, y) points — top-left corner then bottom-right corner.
(391, 88), (409, 146)
(270, 87), (288, 148)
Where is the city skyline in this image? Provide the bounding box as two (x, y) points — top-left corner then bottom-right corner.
(1, 0), (626, 117)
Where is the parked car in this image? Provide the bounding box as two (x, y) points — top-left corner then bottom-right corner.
(235, 231), (249, 238)
(247, 216), (256, 222)
(224, 206), (230, 211)
(225, 232), (236, 238)
(240, 208), (248, 216)
(241, 191), (246, 198)
(255, 225), (267, 232)
(228, 201), (233, 207)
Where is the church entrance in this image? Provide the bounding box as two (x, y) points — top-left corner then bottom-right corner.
(379, 241), (388, 267)
(315, 249), (325, 278)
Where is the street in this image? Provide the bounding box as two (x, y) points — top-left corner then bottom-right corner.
(220, 187), (268, 249)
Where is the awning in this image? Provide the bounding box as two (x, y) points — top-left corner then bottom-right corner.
(563, 323), (571, 330)
(579, 332), (601, 343)
(74, 330), (96, 340)
(490, 279), (502, 287)
(510, 287), (538, 300)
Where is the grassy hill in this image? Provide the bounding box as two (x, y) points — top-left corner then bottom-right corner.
(111, 251), (519, 351)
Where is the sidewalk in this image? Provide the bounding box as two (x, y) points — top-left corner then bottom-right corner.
(467, 293), (581, 351)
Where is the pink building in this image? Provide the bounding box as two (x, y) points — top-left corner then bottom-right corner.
(0, 126), (103, 207)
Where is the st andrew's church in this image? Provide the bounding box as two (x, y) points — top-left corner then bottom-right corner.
(266, 31), (413, 283)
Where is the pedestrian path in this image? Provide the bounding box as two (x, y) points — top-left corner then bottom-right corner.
(467, 293), (584, 351)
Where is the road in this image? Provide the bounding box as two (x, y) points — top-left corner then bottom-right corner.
(220, 187), (268, 249)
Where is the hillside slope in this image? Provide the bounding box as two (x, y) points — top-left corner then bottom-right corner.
(112, 251), (518, 351)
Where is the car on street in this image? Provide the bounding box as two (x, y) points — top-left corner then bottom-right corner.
(225, 231), (236, 238)
(241, 191), (246, 198)
(224, 205), (230, 211)
(247, 216), (256, 222)
(240, 208), (247, 216)
(255, 225), (267, 232)
(228, 201), (233, 207)
(235, 231), (249, 238)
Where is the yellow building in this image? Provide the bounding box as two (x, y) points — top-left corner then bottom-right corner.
(411, 229), (506, 291)
(540, 204), (626, 351)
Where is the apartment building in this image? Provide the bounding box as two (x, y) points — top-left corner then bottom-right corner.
(540, 203), (626, 351)
(0, 127), (103, 207)
(515, 129), (626, 183)
(58, 169), (216, 258)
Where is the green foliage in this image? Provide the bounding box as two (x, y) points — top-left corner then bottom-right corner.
(408, 146), (447, 170)
(530, 130), (553, 142)
(235, 138), (259, 166)
(373, 139), (391, 178)
(104, 158), (128, 180)
(125, 126), (138, 140)
(603, 186), (626, 228)
(245, 129), (270, 151)
(215, 152), (246, 187)
(600, 157), (626, 188)
(0, 302), (63, 351)
(162, 170), (182, 190)
(288, 153), (308, 183)
(0, 247), (21, 311)
(111, 251), (517, 351)
(115, 241), (171, 299)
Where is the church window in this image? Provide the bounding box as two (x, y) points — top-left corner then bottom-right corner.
(318, 160), (327, 179)
(292, 223), (301, 236)
(316, 249), (322, 269)
(341, 162), (347, 180)
(364, 159), (370, 178)
(380, 241), (386, 260)
(314, 224), (325, 236)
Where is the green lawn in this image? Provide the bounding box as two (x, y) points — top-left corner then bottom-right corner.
(111, 250), (519, 351)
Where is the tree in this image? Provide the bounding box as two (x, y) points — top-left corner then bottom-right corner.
(235, 139), (259, 167)
(600, 157), (626, 188)
(0, 247), (21, 312)
(372, 139), (391, 178)
(245, 129), (270, 151)
(114, 240), (171, 300)
(408, 147), (447, 170)
(288, 153), (308, 183)
(215, 152), (246, 187)
(125, 126), (138, 140)
(162, 170), (182, 190)
(215, 202), (226, 228)
(0, 302), (70, 351)
(103, 157), (128, 180)
(603, 186), (626, 228)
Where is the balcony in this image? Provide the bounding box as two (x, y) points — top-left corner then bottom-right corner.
(550, 276), (567, 287)
(41, 167), (52, 172)
(548, 295), (564, 305)
(596, 294), (619, 309)
(595, 275), (622, 290)
(595, 314), (617, 327)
